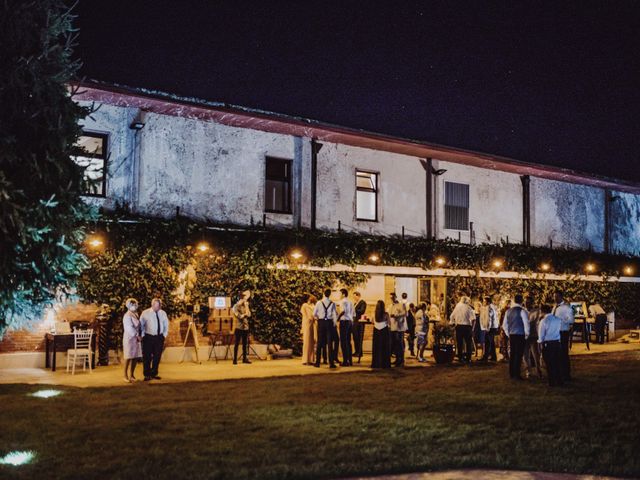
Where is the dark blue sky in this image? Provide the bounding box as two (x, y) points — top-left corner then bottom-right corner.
(75, 0), (640, 182)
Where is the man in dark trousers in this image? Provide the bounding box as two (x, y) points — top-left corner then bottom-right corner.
(337, 288), (354, 366)
(449, 296), (475, 363)
(232, 290), (252, 364)
(313, 289), (337, 368)
(352, 291), (367, 361)
(538, 304), (563, 386)
(140, 298), (169, 381)
(553, 291), (575, 381)
(502, 294), (530, 380)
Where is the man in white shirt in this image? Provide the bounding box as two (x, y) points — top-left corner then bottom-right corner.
(140, 298), (169, 381)
(589, 303), (607, 344)
(449, 296), (475, 363)
(502, 294), (530, 380)
(537, 304), (563, 386)
(388, 293), (406, 367)
(314, 289), (338, 369)
(553, 291), (575, 381)
(337, 289), (355, 366)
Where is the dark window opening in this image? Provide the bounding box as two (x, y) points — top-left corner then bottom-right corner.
(265, 157), (292, 214)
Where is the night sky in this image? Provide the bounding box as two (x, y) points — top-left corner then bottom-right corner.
(75, 1), (640, 182)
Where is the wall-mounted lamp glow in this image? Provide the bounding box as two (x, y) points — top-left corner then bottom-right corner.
(585, 263), (596, 273)
(624, 265), (634, 276)
(435, 256), (446, 266)
(540, 262), (551, 272)
(492, 258), (504, 269)
(368, 253), (380, 263)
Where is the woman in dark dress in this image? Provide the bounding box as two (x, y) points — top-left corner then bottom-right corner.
(371, 300), (391, 369)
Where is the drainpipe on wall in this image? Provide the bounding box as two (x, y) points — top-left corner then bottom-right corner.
(129, 109), (145, 213)
(604, 189), (611, 254)
(310, 139), (322, 230)
(293, 137), (304, 229)
(420, 158), (434, 239)
(520, 175), (531, 246)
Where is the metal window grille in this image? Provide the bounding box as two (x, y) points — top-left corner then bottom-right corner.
(444, 181), (469, 230)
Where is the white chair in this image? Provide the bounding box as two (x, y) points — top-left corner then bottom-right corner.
(66, 328), (94, 374)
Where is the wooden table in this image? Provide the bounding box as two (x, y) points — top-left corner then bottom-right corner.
(45, 333), (96, 372)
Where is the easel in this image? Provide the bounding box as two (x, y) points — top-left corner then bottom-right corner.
(180, 308), (201, 364)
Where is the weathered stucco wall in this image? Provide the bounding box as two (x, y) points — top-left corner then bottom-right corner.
(135, 111), (295, 225)
(315, 143), (426, 236)
(435, 160), (523, 244)
(611, 191), (640, 256)
(78, 101), (639, 256)
(530, 177), (604, 251)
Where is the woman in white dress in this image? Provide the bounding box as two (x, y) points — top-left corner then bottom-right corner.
(300, 295), (317, 365)
(122, 298), (142, 382)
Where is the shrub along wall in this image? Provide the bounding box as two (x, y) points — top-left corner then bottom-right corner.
(447, 276), (640, 327)
(76, 213), (640, 350)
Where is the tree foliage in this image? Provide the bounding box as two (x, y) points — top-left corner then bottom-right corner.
(0, 0), (95, 334)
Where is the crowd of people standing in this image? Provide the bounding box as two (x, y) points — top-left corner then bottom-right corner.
(120, 287), (586, 388)
(449, 291), (577, 386)
(301, 289), (436, 370)
(301, 286), (584, 387)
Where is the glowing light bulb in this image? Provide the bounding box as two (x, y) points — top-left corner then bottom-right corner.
(196, 242), (209, 252)
(435, 256), (446, 266)
(540, 263), (551, 272)
(368, 253), (380, 263)
(290, 250), (303, 260)
(87, 237), (103, 248)
(624, 266), (633, 276)
(492, 259), (503, 268)
(585, 263), (596, 273)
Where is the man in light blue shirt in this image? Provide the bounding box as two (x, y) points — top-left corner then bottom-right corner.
(537, 304), (563, 386)
(140, 298), (169, 381)
(502, 294), (530, 380)
(553, 291), (575, 381)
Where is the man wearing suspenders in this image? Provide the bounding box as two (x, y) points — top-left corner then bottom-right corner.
(313, 289), (338, 369)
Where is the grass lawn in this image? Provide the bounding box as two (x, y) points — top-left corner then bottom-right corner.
(1, 350), (639, 480)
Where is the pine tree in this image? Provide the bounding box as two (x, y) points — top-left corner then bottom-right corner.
(0, 0), (95, 334)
